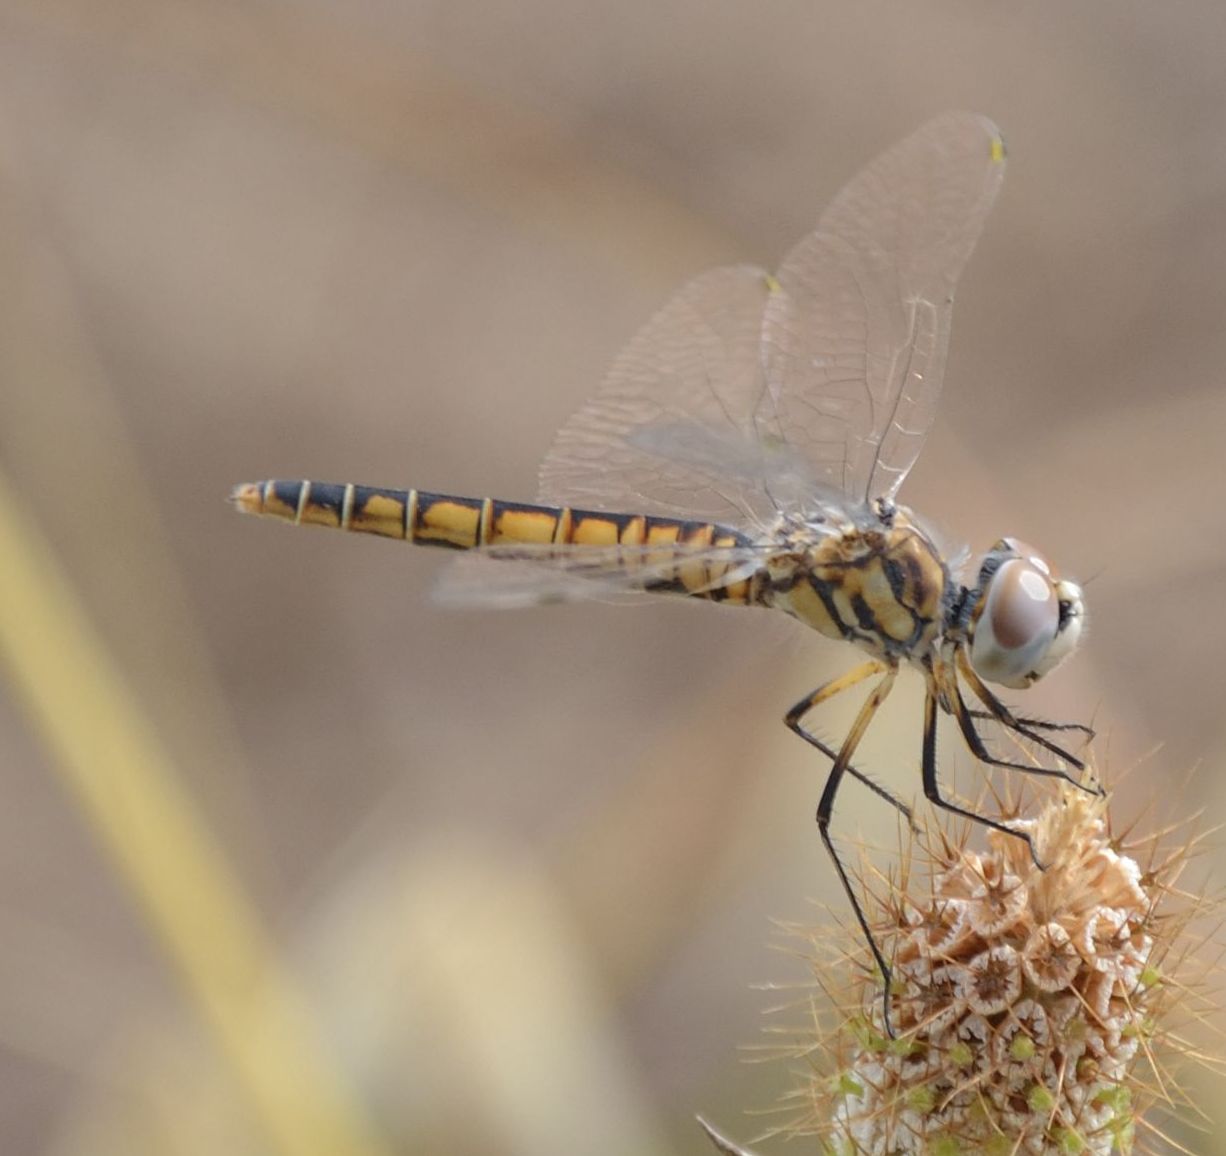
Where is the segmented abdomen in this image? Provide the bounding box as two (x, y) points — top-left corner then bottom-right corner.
(232, 479), (760, 604)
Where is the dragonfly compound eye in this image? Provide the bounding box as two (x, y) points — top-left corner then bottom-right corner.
(970, 557), (1062, 688)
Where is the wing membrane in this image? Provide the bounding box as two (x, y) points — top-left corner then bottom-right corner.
(537, 266), (800, 527)
(538, 113), (1005, 525)
(761, 112), (1006, 505)
(434, 540), (767, 609)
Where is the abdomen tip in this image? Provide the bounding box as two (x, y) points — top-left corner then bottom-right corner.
(230, 482), (265, 515)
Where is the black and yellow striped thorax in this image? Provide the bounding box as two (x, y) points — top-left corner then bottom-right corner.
(764, 507), (949, 663)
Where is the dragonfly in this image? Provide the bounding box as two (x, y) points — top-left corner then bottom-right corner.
(233, 112), (1095, 1033)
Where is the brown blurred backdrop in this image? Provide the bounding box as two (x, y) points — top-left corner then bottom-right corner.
(0, 2), (1223, 1154)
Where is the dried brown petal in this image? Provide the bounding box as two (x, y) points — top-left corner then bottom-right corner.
(1022, 921), (1080, 991)
(963, 866), (1028, 938)
(959, 944), (1023, 1016)
(906, 894), (976, 959)
(898, 959), (963, 1034)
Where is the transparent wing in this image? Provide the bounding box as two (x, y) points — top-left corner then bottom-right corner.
(537, 266), (814, 528)
(433, 541), (768, 609)
(538, 113), (1005, 525)
(759, 111), (1006, 505)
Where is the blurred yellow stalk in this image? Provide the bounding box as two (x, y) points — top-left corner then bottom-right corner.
(0, 468), (393, 1156)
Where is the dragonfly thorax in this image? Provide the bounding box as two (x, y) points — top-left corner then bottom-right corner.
(764, 506), (950, 665)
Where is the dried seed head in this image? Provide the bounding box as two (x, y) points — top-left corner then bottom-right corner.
(779, 786), (1213, 1156)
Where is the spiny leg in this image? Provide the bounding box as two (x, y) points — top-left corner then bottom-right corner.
(792, 730), (915, 828)
(812, 665), (900, 1036)
(951, 692), (1090, 792)
(958, 652), (1097, 777)
(951, 646), (1099, 796)
(925, 672), (1045, 870)
(785, 661), (914, 827)
(965, 709), (1093, 739)
(956, 645), (1095, 752)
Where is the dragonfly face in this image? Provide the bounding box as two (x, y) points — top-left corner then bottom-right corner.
(235, 112), (1098, 1038)
(962, 538), (1086, 690)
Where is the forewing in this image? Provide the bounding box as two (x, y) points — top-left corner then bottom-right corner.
(537, 266), (808, 526)
(759, 112), (1006, 506)
(433, 541), (767, 609)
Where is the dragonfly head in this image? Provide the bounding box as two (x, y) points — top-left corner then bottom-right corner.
(966, 538), (1085, 690)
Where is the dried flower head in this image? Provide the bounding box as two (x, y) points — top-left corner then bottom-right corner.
(758, 783), (1216, 1156)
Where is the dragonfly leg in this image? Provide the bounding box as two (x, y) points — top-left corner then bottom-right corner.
(957, 645), (1095, 747)
(965, 709), (1094, 740)
(810, 664), (900, 1036)
(785, 661), (914, 827)
(951, 647), (1101, 797)
(922, 675), (1047, 871)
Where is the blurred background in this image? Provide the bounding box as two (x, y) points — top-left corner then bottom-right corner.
(0, 2), (1223, 1153)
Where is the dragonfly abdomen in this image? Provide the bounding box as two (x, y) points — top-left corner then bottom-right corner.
(232, 479), (763, 604)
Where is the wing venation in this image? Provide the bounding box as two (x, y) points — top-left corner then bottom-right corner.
(538, 112), (1005, 523)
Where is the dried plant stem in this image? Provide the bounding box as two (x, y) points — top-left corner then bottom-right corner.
(0, 468), (392, 1156)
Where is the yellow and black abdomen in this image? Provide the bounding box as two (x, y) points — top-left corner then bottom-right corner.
(232, 479), (760, 604)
